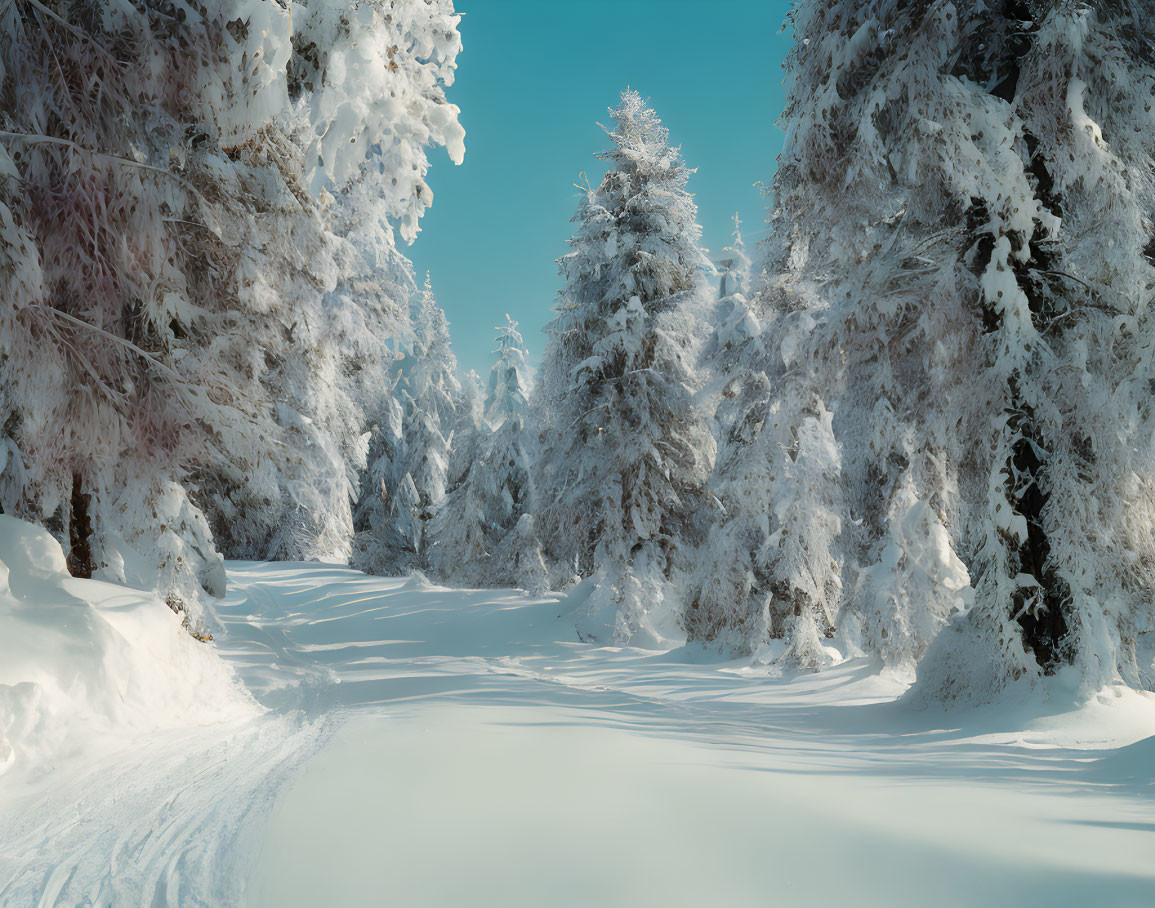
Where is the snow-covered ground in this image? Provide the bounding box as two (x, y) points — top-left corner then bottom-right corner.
(2, 550), (1154, 906)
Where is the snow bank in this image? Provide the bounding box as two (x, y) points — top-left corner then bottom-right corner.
(0, 516), (257, 775)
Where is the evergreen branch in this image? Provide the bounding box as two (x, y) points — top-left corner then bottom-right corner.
(38, 317), (129, 406)
(163, 217), (215, 233)
(23, 0), (124, 65)
(0, 132), (193, 188)
(26, 304), (186, 384)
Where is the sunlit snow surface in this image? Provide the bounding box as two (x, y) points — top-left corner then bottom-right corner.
(4, 561), (1155, 906)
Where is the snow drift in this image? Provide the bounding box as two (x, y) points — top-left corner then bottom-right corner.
(0, 516), (256, 776)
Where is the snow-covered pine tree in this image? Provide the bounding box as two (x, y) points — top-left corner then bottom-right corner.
(775, 1), (1155, 696)
(705, 215), (760, 359)
(428, 317), (536, 587)
(686, 280), (845, 669)
(446, 368), (486, 493)
(355, 275), (461, 574)
(298, 0), (465, 559)
(0, 0), (296, 631)
(400, 275), (461, 529)
(719, 213), (753, 300)
(197, 0), (466, 568)
(767, 0), (976, 675)
(353, 390), (413, 571)
(922, 1), (1155, 699)
(534, 90), (715, 646)
(486, 316), (532, 425)
(502, 513), (551, 597)
(698, 214), (765, 428)
(0, 0), (464, 629)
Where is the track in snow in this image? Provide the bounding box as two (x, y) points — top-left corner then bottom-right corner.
(2, 561), (1154, 906)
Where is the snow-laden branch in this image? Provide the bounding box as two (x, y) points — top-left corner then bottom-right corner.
(0, 132), (193, 188)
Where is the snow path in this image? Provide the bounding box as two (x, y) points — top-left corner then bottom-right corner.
(2, 561), (1155, 905)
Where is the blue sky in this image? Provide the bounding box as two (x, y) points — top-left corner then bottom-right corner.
(407, 0), (796, 377)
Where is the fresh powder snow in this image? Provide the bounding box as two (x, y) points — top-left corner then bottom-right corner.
(1, 524), (1152, 905)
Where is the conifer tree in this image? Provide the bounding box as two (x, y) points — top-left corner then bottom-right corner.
(486, 316), (532, 425)
(401, 276), (460, 514)
(687, 282), (845, 668)
(428, 318), (536, 587)
(774, 0), (1155, 696)
(446, 368), (485, 493)
(355, 276), (461, 574)
(717, 214), (753, 301)
(534, 90), (714, 645)
(0, 0), (465, 627)
(698, 214), (765, 426)
(706, 216), (760, 363)
(353, 392), (412, 570)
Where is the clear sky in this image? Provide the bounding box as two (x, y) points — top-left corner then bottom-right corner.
(407, 0), (796, 377)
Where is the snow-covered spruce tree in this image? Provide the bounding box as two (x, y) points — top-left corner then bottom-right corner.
(767, 0), (977, 675)
(534, 90), (715, 646)
(719, 213), (753, 300)
(446, 367), (485, 493)
(698, 214), (764, 425)
(486, 315), (532, 425)
(708, 215), (759, 356)
(354, 275), (461, 574)
(0, 0), (464, 630)
(0, 0), (291, 631)
(301, 0), (465, 558)
(686, 281), (845, 669)
(428, 317), (536, 587)
(496, 512), (551, 597)
(775, 1), (1155, 696)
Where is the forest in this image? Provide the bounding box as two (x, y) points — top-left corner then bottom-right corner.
(1, 1), (1153, 905)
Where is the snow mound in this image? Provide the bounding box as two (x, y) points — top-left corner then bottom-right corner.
(1082, 734), (1155, 787)
(0, 516), (257, 775)
(400, 569), (436, 591)
(568, 558), (687, 650)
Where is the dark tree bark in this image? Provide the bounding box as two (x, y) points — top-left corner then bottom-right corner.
(67, 473), (94, 579)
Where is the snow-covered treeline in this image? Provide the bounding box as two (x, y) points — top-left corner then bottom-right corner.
(526, 0), (1155, 703)
(298, 56), (1155, 706)
(0, 0), (464, 631)
(353, 298), (546, 593)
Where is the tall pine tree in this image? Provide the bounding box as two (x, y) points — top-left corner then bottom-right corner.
(428, 318), (536, 588)
(688, 279), (845, 669)
(534, 90), (714, 646)
(354, 275), (461, 574)
(0, 0), (465, 629)
(774, 0), (1155, 697)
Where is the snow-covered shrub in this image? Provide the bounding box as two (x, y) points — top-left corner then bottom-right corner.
(534, 91), (715, 644)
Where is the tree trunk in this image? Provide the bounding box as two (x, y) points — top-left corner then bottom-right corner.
(67, 473), (94, 579)
(976, 1), (1071, 672)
